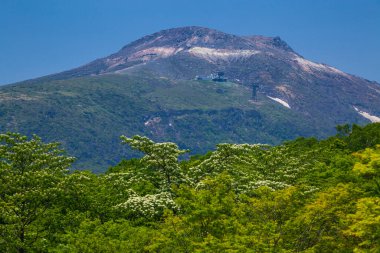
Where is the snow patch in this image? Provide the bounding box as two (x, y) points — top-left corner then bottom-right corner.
(293, 55), (350, 77)
(188, 47), (260, 62)
(267, 96), (291, 109)
(353, 106), (380, 123)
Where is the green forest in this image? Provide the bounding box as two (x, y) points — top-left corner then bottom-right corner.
(1, 123), (380, 252)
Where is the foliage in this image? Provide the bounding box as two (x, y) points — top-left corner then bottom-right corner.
(120, 135), (188, 190)
(52, 219), (155, 253)
(347, 123), (380, 151)
(1, 123), (380, 252)
(0, 133), (74, 252)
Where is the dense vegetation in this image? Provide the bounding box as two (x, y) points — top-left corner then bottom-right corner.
(1, 123), (380, 252)
(0, 73), (353, 171)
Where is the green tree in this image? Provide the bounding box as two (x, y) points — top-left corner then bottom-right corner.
(336, 123), (351, 137)
(352, 145), (380, 195)
(52, 219), (155, 253)
(148, 174), (240, 252)
(120, 135), (188, 190)
(0, 133), (74, 252)
(347, 123), (380, 151)
(284, 184), (360, 252)
(344, 197), (380, 252)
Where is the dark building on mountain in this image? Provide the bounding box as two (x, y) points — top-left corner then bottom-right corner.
(212, 72), (228, 82)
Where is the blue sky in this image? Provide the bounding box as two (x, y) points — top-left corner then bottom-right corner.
(1, 0), (379, 85)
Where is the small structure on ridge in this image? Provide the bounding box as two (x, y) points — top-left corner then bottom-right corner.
(251, 83), (259, 101)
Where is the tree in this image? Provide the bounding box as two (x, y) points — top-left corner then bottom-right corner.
(148, 174), (240, 252)
(352, 145), (380, 195)
(0, 133), (74, 252)
(335, 124), (351, 137)
(120, 135), (188, 190)
(284, 184), (360, 252)
(344, 197), (380, 252)
(52, 219), (155, 253)
(347, 123), (380, 151)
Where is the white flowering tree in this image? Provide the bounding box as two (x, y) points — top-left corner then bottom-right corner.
(0, 133), (74, 252)
(117, 135), (188, 219)
(190, 143), (315, 193)
(120, 135), (188, 191)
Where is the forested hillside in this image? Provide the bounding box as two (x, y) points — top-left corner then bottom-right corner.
(1, 123), (380, 252)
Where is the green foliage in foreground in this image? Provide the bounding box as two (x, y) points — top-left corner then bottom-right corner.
(1, 123), (380, 252)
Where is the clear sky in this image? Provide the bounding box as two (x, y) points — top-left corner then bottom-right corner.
(1, 0), (379, 85)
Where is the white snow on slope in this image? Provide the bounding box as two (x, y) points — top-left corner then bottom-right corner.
(188, 47), (260, 62)
(353, 106), (380, 123)
(293, 55), (350, 77)
(113, 46), (260, 65)
(267, 96), (291, 109)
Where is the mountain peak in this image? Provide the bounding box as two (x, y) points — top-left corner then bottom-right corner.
(24, 26), (297, 81)
(244, 35), (294, 52)
(155, 26), (220, 35)
(41, 26), (349, 83)
(120, 26), (243, 52)
(114, 26), (296, 64)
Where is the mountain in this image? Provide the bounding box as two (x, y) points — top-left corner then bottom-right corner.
(1, 26), (379, 171)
